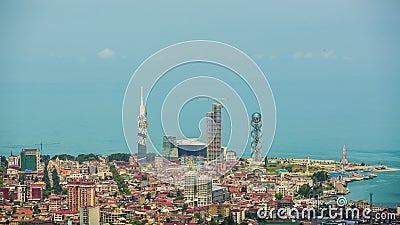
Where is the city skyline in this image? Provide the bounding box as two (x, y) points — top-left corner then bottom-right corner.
(1, 1), (399, 156)
(0, 2), (399, 222)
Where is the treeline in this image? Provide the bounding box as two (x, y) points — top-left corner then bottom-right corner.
(297, 171), (329, 197)
(110, 165), (131, 194)
(0, 156), (7, 188)
(50, 153), (132, 163)
(42, 158), (62, 198)
(107, 153), (131, 162)
(52, 153), (99, 163)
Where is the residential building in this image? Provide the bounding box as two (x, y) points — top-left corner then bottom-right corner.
(80, 206), (100, 225)
(212, 185), (230, 203)
(20, 148), (40, 171)
(197, 175), (212, 206)
(231, 209), (246, 223)
(67, 181), (96, 211)
(184, 171), (197, 203)
(16, 184), (28, 202)
(162, 136), (178, 161)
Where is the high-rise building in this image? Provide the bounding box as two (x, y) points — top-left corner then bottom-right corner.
(29, 183), (44, 201)
(197, 175), (212, 206)
(231, 209), (246, 224)
(212, 185), (230, 204)
(226, 151), (236, 162)
(7, 152), (20, 169)
(154, 155), (163, 170)
(16, 184), (28, 202)
(206, 103), (223, 161)
(80, 206), (100, 225)
(49, 195), (61, 212)
(137, 87), (148, 162)
(184, 171), (197, 203)
(67, 181), (96, 211)
(162, 136), (178, 161)
(184, 172), (212, 207)
(20, 148), (40, 171)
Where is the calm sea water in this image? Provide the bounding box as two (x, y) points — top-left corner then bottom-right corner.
(0, 82), (398, 206)
(264, 148), (400, 206)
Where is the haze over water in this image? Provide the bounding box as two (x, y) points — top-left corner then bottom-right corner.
(1, 1), (399, 206)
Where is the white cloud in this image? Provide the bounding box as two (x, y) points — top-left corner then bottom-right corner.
(342, 56), (353, 62)
(79, 57), (88, 63)
(253, 54), (265, 60)
(321, 49), (336, 59)
(98, 48), (115, 59)
(293, 52), (313, 59)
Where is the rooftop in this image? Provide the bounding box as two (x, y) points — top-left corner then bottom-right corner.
(176, 138), (205, 146)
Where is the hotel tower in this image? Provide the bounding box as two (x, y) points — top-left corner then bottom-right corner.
(206, 103), (223, 161)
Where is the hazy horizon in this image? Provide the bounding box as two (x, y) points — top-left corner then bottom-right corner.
(1, 1), (399, 158)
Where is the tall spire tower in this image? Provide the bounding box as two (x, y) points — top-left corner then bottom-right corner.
(137, 87), (147, 162)
(250, 112), (263, 165)
(341, 144), (347, 171)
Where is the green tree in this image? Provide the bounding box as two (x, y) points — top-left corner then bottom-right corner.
(310, 184), (323, 195)
(0, 156), (8, 187)
(222, 214), (236, 225)
(210, 220), (219, 225)
(108, 153), (131, 162)
(19, 174), (26, 184)
(182, 203), (188, 211)
(52, 170), (62, 194)
(312, 171), (328, 183)
(110, 165), (131, 194)
(33, 204), (40, 214)
(129, 220), (146, 225)
(76, 153), (99, 163)
(52, 154), (75, 161)
(146, 192), (151, 201)
(285, 165), (293, 173)
(275, 192), (283, 200)
(177, 188), (182, 197)
(41, 155), (50, 163)
(176, 196), (185, 200)
(43, 161), (51, 190)
(297, 184), (311, 197)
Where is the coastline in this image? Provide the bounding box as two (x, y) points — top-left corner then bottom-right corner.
(259, 157), (400, 172)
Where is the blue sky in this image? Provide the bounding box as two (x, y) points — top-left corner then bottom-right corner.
(1, 1), (399, 157)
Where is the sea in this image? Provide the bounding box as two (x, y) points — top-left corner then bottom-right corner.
(0, 81), (399, 207)
(264, 148), (400, 207)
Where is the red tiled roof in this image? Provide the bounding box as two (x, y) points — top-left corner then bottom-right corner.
(16, 209), (33, 215)
(67, 181), (95, 185)
(160, 201), (173, 206)
(56, 210), (79, 215)
(283, 196), (292, 200)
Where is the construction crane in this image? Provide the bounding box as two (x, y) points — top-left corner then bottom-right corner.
(206, 97), (227, 102)
(0, 144), (34, 156)
(35, 142), (61, 155)
(195, 96), (227, 101)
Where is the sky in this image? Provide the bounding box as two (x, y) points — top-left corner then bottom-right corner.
(0, 1), (399, 158)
